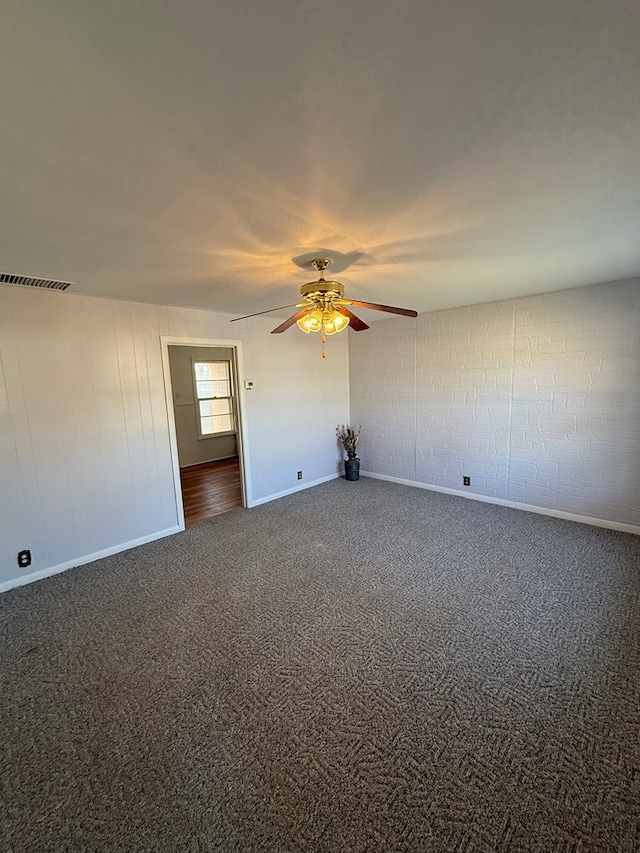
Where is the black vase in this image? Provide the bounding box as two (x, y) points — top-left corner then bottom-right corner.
(344, 457), (360, 481)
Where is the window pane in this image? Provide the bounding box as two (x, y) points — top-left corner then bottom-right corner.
(194, 361), (229, 382)
(193, 360), (234, 437)
(196, 379), (230, 399)
(199, 399), (231, 417)
(200, 414), (234, 435)
(194, 362), (210, 381)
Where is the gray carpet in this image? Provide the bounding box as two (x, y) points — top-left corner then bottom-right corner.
(1, 477), (639, 852)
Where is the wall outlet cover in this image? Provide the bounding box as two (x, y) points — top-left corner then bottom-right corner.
(17, 549), (32, 568)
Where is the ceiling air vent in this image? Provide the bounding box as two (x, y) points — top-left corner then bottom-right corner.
(0, 272), (74, 291)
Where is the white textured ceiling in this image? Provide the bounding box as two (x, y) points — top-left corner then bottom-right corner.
(1, 0), (639, 321)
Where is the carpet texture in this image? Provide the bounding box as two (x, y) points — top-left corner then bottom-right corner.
(1, 478), (639, 852)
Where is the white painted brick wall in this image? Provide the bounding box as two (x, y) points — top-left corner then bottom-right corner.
(413, 299), (515, 499)
(349, 328), (416, 480)
(508, 279), (640, 524)
(350, 278), (640, 528)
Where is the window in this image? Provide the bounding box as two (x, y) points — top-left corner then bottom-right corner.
(193, 360), (234, 437)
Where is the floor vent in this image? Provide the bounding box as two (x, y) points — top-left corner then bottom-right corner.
(0, 272), (74, 291)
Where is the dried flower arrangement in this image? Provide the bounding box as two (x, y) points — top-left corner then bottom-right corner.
(336, 424), (361, 459)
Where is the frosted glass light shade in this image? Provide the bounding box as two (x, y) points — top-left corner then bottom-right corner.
(323, 310), (350, 335)
(297, 309), (324, 333)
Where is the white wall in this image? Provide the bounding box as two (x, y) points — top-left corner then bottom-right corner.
(350, 278), (640, 531)
(0, 286), (349, 589)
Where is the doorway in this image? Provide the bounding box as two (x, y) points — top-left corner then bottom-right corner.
(161, 337), (250, 527)
(179, 457), (242, 524)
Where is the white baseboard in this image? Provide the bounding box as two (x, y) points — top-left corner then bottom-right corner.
(180, 455), (238, 470)
(361, 471), (640, 536)
(5, 471), (635, 596)
(247, 473), (340, 508)
(0, 525), (184, 594)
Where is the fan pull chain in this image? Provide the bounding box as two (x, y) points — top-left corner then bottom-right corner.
(322, 332), (326, 358)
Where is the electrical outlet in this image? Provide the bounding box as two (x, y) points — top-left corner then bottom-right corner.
(463, 476), (471, 487)
(297, 471), (303, 480)
(17, 549), (32, 568)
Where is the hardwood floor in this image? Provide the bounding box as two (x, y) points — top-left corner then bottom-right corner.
(180, 457), (243, 524)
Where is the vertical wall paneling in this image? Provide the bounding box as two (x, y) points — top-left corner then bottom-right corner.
(84, 298), (137, 543)
(138, 303), (173, 532)
(0, 286), (350, 588)
(143, 310), (183, 534)
(5, 291), (55, 568)
(112, 300), (149, 534)
(0, 307), (33, 567)
(45, 294), (94, 559)
(241, 317), (349, 500)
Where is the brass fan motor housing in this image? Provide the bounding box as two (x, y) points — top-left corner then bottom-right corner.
(300, 280), (345, 303)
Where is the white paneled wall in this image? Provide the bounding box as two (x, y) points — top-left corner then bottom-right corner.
(0, 286), (349, 588)
(350, 279), (640, 531)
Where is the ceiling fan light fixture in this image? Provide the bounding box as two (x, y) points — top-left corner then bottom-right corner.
(322, 309), (349, 335)
(296, 307), (349, 335)
(296, 308), (324, 333)
(231, 256), (416, 355)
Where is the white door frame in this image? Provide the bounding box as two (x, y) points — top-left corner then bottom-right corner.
(160, 336), (252, 527)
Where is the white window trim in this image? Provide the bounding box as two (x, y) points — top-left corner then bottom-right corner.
(192, 357), (236, 440)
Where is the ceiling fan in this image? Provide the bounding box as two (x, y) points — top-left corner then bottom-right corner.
(231, 259), (417, 355)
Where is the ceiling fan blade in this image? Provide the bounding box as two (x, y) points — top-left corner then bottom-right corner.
(231, 302), (302, 322)
(336, 305), (369, 331)
(343, 299), (418, 318)
(271, 307), (313, 334)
